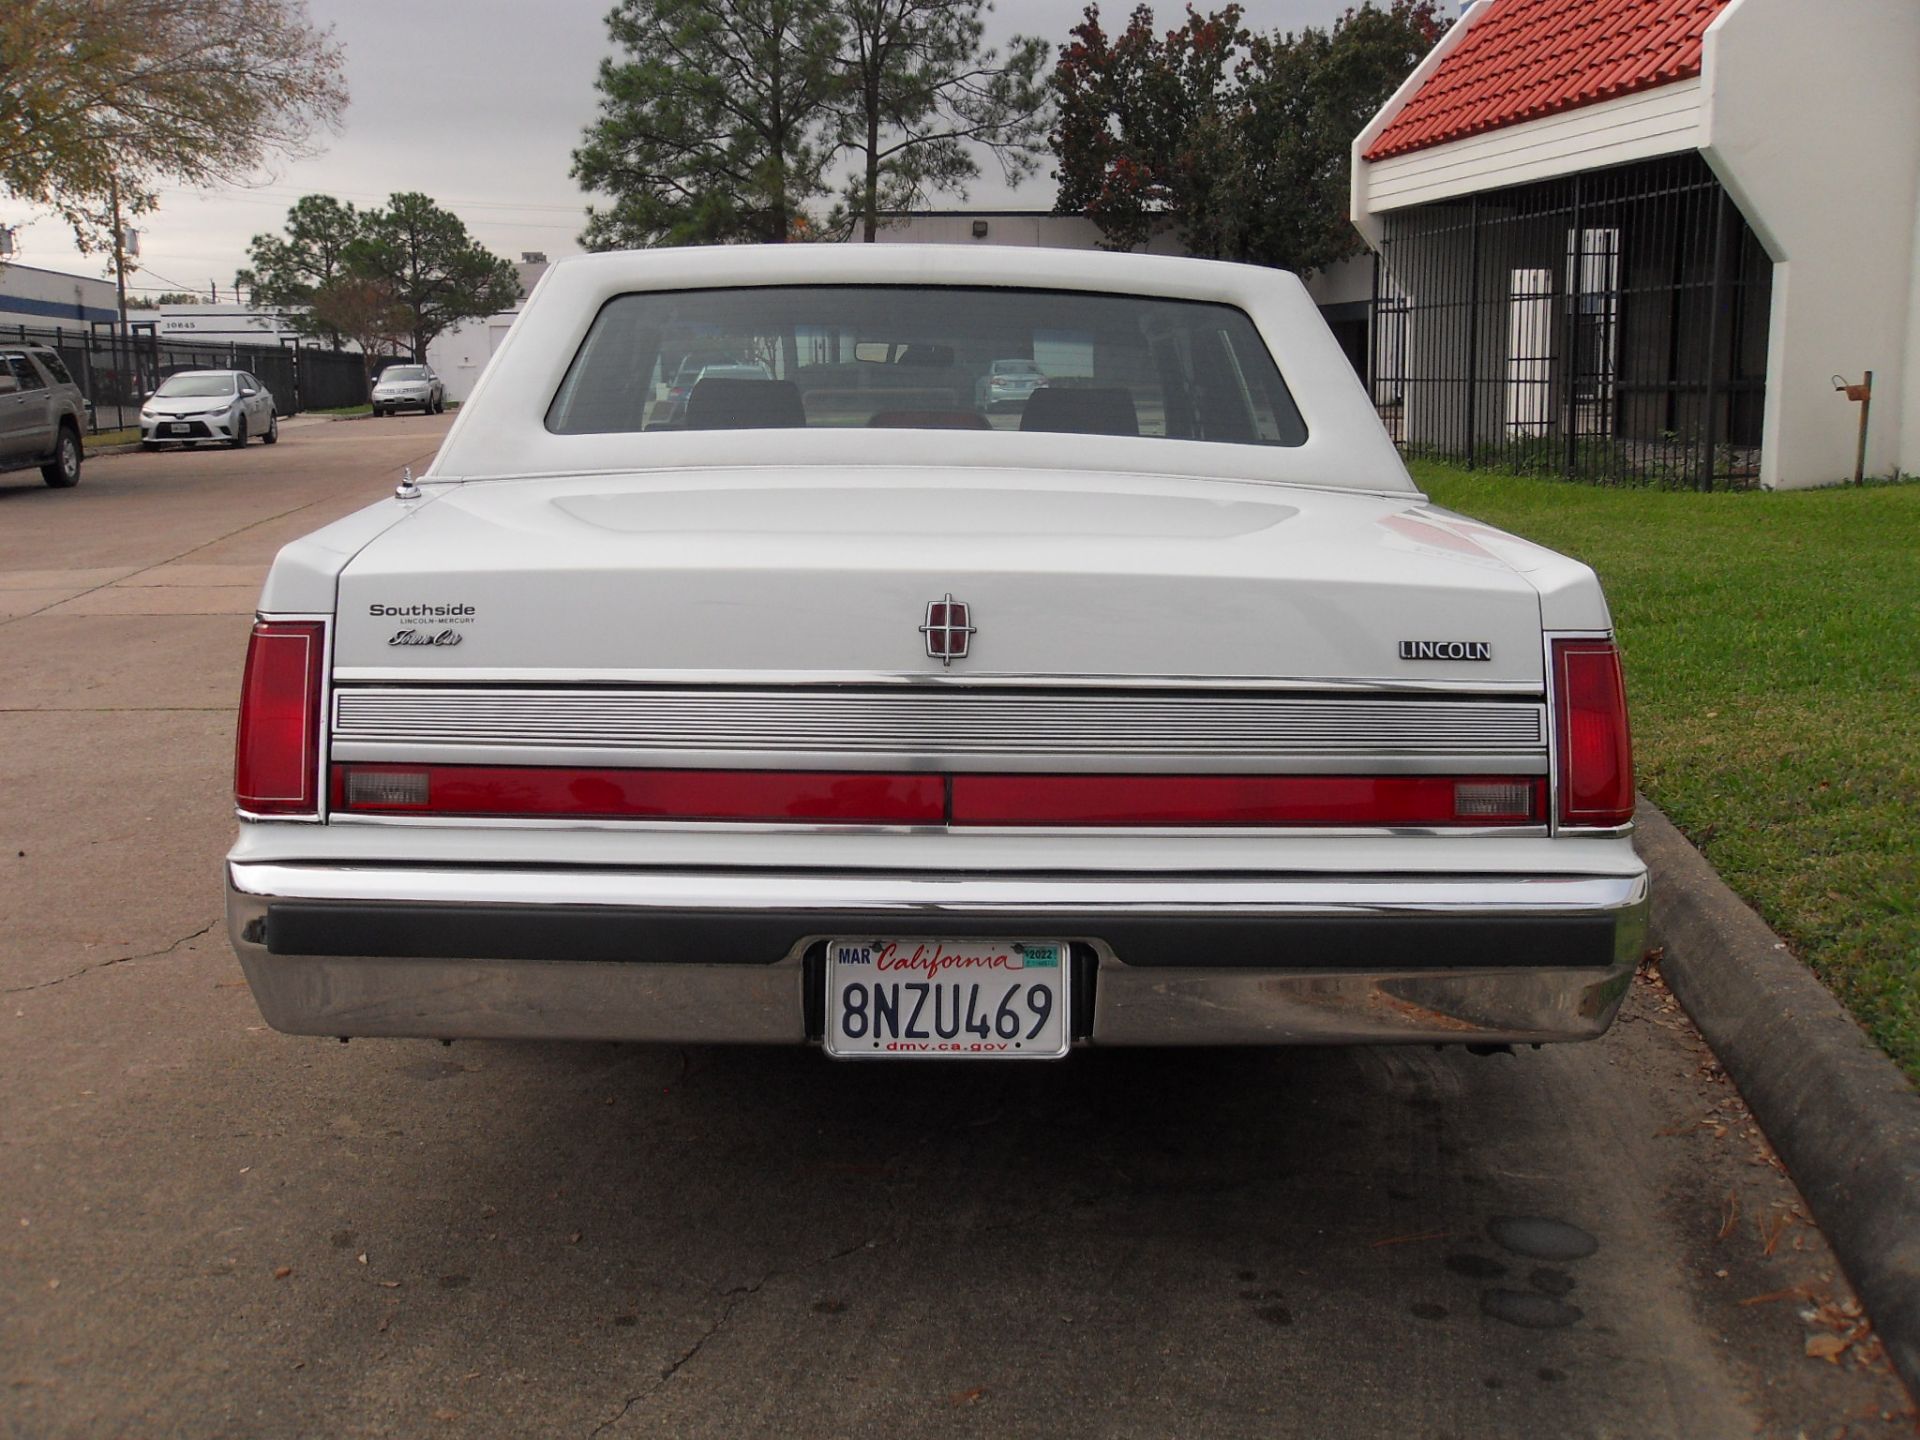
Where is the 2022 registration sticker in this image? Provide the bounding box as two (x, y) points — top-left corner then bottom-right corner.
(824, 939), (1072, 1060)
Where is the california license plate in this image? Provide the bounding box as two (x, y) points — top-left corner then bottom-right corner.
(824, 938), (1071, 1059)
(168, 423), (190, 434)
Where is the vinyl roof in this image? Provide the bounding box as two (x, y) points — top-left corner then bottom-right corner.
(1365, 0), (1730, 161)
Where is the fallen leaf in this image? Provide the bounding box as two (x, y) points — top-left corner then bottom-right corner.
(1806, 1332), (1851, 1361)
(947, 1387), (985, 1407)
(568, 1232), (582, 1245)
(1761, 1213), (1791, 1256)
(273, 1267), (293, 1280)
(1717, 1193), (1741, 1240)
(357, 1253), (368, 1265)
(1738, 1286), (1812, 1307)
(1367, 1230), (1449, 1249)
(378, 1280), (401, 1289)
(433, 1409), (460, 1423)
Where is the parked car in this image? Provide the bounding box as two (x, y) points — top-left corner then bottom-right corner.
(974, 358), (1046, 411)
(0, 345), (86, 487)
(652, 359), (772, 426)
(140, 370), (279, 449)
(370, 364), (445, 416)
(227, 245), (1646, 1060)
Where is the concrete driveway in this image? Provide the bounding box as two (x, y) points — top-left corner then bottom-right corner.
(1, 416), (1909, 1438)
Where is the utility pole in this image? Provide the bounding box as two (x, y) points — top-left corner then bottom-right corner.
(109, 173), (130, 330)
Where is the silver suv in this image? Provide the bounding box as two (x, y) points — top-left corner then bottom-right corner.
(370, 364), (445, 416)
(0, 346), (86, 488)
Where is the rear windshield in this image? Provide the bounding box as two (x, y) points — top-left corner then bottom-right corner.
(546, 286), (1306, 446)
(155, 374), (235, 397)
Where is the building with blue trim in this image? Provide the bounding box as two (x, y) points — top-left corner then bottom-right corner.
(0, 262), (118, 331)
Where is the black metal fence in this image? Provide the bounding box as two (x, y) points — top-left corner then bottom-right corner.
(0, 321), (368, 433)
(1369, 153), (1771, 489)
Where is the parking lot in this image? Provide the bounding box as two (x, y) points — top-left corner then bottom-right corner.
(1, 417), (1910, 1439)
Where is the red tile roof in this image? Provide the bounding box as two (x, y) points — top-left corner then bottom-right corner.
(1364, 0), (1730, 162)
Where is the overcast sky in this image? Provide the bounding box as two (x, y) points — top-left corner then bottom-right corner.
(6, 0), (1367, 300)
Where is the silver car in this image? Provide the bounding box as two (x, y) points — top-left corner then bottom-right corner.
(140, 370), (279, 449)
(371, 364), (445, 416)
(975, 358), (1046, 411)
(0, 346), (87, 487)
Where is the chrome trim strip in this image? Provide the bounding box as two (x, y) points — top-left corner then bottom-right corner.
(330, 668), (1546, 695)
(330, 686), (1548, 771)
(319, 811), (1550, 840)
(229, 861), (1646, 918)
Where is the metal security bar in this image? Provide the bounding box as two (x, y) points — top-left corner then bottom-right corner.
(1370, 153), (1771, 490)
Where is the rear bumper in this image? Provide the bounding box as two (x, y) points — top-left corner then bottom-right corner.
(226, 862), (1648, 1048)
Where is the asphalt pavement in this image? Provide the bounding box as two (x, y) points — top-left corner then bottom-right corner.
(1, 416), (1910, 1438)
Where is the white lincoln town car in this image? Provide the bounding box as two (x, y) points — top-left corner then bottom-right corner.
(226, 245), (1646, 1060)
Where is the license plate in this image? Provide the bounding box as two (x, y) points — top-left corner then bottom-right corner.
(167, 423), (190, 434)
(824, 938), (1070, 1059)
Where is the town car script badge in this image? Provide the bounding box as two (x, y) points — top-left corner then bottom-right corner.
(920, 594), (976, 664)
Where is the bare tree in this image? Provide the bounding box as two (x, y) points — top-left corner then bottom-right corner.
(0, 0), (347, 253)
(834, 0), (1050, 242)
(308, 277), (413, 381)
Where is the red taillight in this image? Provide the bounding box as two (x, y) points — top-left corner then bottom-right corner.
(329, 764), (1545, 827)
(1552, 638), (1635, 827)
(332, 764), (946, 824)
(235, 620), (324, 815)
(950, 774), (1544, 827)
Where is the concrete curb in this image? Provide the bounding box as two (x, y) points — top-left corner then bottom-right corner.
(1637, 803), (1920, 1398)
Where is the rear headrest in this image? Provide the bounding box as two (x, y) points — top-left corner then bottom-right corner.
(1018, 386), (1139, 437)
(686, 377), (806, 429)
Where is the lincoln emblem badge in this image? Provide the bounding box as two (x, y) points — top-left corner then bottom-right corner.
(920, 594), (976, 664)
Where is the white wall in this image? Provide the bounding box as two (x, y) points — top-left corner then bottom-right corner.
(1361, 80), (1705, 219)
(154, 304), (302, 346)
(1702, 0), (1920, 486)
(427, 311), (527, 403)
(0, 262), (117, 330)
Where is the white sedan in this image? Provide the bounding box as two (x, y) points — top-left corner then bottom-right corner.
(226, 245), (1646, 1060)
(140, 370), (278, 448)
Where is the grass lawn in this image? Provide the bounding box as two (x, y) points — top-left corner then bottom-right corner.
(86, 427), (141, 447)
(1413, 460), (1920, 1081)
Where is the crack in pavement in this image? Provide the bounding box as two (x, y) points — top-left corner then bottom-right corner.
(587, 1239), (878, 1438)
(4, 919), (221, 994)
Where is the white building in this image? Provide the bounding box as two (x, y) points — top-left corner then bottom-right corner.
(425, 254), (551, 403)
(153, 303), (316, 348)
(1351, 0), (1920, 489)
(0, 262), (117, 333)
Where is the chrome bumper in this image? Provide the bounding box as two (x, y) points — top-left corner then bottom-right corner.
(226, 864), (1648, 1048)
